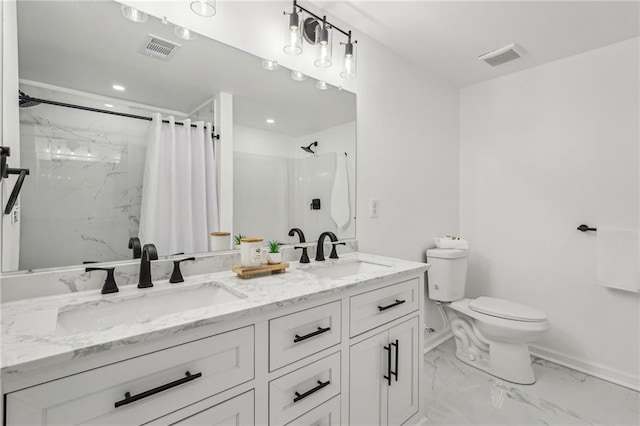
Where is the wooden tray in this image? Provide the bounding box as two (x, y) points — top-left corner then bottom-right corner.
(232, 262), (289, 279)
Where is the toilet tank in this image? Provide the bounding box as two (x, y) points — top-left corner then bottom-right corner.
(426, 249), (469, 302)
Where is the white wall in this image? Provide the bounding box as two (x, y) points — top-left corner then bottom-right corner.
(460, 38), (640, 389)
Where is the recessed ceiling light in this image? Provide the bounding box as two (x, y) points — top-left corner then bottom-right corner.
(266, 119), (275, 124)
(175, 26), (197, 40)
(315, 80), (330, 90)
(104, 103), (114, 108)
(291, 70), (307, 81)
(112, 84), (125, 92)
(261, 59), (279, 71)
(120, 5), (148, 23)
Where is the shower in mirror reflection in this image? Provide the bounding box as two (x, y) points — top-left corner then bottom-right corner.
(301, 141), (318, 154)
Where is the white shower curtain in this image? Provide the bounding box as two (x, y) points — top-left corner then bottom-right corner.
(139, 114), (219, 256)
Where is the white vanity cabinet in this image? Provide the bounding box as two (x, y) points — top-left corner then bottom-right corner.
(2, 259), (426, 426)
(5, 326), (254, 425)
(349, 317), (420, 425)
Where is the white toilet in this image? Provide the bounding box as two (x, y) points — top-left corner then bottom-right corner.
(426, 248), (549, 384)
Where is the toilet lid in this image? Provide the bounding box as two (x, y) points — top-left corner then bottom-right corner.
(469, 297), (546, 322)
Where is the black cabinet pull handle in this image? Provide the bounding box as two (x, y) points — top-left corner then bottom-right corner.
(294, 326), (331, 343)
(391, 339), (399, 381)
(114, 371), (202, 408)
(378, 299), (406, 312)
(383, 344), (392, 386)
(293, 380), (331, 403)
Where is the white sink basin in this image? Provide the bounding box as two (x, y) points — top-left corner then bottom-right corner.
(306, 260), (391, 279)
(56, 282), (246, 336)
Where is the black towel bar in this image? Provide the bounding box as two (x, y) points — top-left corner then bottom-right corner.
(577, 224), (597, 232)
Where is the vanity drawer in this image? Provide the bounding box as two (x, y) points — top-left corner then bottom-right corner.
(285, 394), (341, 426)
(350, 278), (419, 337)
(153, 390), (254, 425)
(6, 326), (254, 426)
(269, 352), (341, 426)
(269, 301), (341, 371)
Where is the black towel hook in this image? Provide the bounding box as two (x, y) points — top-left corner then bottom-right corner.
(577, 224), (597, 232)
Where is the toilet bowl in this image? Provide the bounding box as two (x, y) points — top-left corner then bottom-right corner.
(446, 297), (549, 384)
(426, 248), (550, 384)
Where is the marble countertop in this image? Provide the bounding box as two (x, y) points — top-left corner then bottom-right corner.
(1, 252), (427, 379)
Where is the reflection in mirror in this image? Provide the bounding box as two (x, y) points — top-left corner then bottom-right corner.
(9, 1), (356, 273)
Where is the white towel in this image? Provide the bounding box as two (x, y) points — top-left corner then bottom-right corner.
(596, 228), (639, 293)
(434, 236), (469, 250)
(330, 153), (350, 229)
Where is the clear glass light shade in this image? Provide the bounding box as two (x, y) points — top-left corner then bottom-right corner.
(291, 70), (307, 81)
(284, 11), (303, 55)
(314, 25), (332, 68)
(190, 0), (216, 17)
(340, 42), (357, 78)
(315, 80), (330, 90)
(175, 26), (198, 40)
(262, 59), (279, 71)
(120, 5), (148, 23)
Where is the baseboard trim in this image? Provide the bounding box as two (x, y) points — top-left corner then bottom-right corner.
(530, 345), (640, 392)
(423, 331), (453, 354)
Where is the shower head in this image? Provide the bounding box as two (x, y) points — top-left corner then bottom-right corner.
(18, 91), (41, 108)
(301, 141), (318, 154)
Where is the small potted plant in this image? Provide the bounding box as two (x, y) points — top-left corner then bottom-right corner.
(267, 240), (282, 264)
(233, 233), (244, 250)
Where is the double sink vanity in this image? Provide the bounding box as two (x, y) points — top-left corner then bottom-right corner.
(2, 252), (428, 425)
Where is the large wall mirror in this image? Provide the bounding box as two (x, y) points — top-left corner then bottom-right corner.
(7, 0), (356, 273)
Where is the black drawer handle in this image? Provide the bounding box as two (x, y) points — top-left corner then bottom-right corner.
(114, 371), (202, 408)
(293, 380), (331, 403)
(294, 326), (331, 343)
(378, 299), (406, 312)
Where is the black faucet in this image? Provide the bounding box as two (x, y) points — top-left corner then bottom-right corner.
(289, 228), (310, 264)
(315, 231), (338, 261)
(128, 237), (142, 259)
(138, 243), (158, 288)
(85, 266), (119, 294)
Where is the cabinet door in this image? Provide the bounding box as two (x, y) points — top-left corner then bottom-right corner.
(387, 317), (420, 426)
(349, 330), (389, 426)
(169, 390), (254, 425)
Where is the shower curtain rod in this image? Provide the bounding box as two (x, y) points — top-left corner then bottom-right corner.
(18, 92), (221, 140)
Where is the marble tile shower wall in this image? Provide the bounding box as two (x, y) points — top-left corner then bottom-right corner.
(18, 84), (149, 270)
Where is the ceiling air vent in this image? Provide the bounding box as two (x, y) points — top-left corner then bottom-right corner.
(478, 43), (524, 66)
(139, 35), (181, 61)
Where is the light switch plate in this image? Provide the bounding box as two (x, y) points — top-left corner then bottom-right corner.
(370, 198), (379, 218)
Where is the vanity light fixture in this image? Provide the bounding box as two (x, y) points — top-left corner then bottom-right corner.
(315, 80), (330, 90)
(261, 59), (279, 71)
(340, 32), (357, 78)
(283, 1), (303, 55)
(175, 26), (198, 41)
(266, 119), (275, 124)
(283, 1), (357, 77)
(112, 84), (125, 92)
(121, 5), (148, 23)
(190, 0), (216, 17)
(291, 70), (307, 81)
(314, 16), (332, 68)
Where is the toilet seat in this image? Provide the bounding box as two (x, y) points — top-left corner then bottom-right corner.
(469, 297), (546, 322)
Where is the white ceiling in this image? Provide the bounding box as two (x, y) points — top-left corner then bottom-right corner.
(17, 1), (356, 137)
(318, 1), (640, 87)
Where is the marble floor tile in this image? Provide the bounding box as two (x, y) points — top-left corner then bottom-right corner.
(423, 338), (640, 425)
